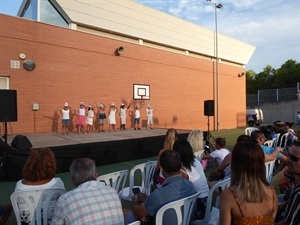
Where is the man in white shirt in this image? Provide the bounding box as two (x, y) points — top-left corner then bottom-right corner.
(202, 137), (230, 166)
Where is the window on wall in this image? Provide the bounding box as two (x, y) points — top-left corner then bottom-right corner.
(21, 0), (68, 27)
(40, 0), (68, 27)
(23, 1), (37, 20)
(0, 76), (9, 89)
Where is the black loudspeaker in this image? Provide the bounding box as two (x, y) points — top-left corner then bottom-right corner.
(0, 90), (17, 122)
(204, 100), (214, 116)
(11, 135), (32, 150)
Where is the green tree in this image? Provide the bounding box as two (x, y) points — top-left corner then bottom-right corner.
(246, 59), (300, 94)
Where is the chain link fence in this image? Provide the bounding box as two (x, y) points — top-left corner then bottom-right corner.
(247, 83), (300, 107)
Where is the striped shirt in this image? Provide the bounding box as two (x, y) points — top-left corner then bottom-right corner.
(284, 183), (300, 225)
(51, 181), (124, 225)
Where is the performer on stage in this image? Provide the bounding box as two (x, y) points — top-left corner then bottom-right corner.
(96, 103), (106, 132)
(76, 102), (87, 134)
(120, 103), (131, 131)
(134, 104), (142, 130)
(86, 105), (95, 133)
(108, 102), (118, 132)
(146, 104), (155, 130)
(60, 102), (71, 135)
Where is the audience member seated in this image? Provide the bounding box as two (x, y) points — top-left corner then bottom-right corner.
(201, 137), (230, 167)
(260, 126), (273, 140)
(187, 129), (208, 169)
(15, 148), (64, 192)
(251, 130), (286, 162)
(207, 134), (251, 187)
(153, 128), (178, 189)
(51, 158), (124, 225)
(273, 121), (287, 135)
(125, 150), (196, 225)
(173, 139), (209, 220)
(275, 141), (300, 225)
(220, 141), (278, 225)
(187, 129), (205, 154)
(272, 120), (294, 148)
(0, 204), (12, 225)
(284, 122), (298, 144)
(13, 148), (65, 225)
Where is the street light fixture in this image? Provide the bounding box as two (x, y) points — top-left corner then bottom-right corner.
(206, 0), (223, 131)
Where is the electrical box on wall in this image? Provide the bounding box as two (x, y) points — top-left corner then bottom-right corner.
(32, 103), (39, 111)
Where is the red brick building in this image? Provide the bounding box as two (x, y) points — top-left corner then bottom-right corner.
(0, 0), (254, 134)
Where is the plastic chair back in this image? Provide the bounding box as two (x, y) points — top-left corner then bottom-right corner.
(120, 161), (157, 201)
(265, 160), (276, 183)
(264, 140), (275, 148)
(97, 169), (128, 197)
(10, 188), (66, 225)
(202, 178), (231, 223)
(245, 127), (258, 136)
(276, 133), (289, 149)
(127, 221), (141, 225)
(155, 192), (199, 225)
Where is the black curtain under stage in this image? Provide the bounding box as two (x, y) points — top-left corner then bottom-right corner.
(0, 132), (189, 181)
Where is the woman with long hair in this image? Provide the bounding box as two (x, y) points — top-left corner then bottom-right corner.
(152, 128), (178, 189)
(187, 129), (205, 153)
(173, 139), (209, 220)
(219, 141), (277, 225)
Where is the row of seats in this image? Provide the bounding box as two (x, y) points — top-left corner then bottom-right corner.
(98, 161), (231, 224)
(10, 159), (231, 225)
(245, 127), (288, 183)
(245, 127), (290, 149)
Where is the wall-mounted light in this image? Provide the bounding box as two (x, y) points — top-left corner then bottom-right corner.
(23, 59), (36, 71)
(115, 46), (124, 56)
(19, 53), (26, 60)
(238, 72), (245, 77)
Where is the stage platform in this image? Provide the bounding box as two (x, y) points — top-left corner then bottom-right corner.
(1, 128), (190, 181)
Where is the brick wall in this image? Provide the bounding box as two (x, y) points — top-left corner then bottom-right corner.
(0, 14), (246, 134)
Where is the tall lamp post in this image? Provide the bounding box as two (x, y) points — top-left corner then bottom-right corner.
(206, 0), (223, 131)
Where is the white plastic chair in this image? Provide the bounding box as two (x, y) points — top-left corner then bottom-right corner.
(119, 161), (157, 201)
(127, 221), (141, 225)
(264, 140), (275, 148)
(155, 192), (199, 225)
(265, 159), (276, 183)
(276, 133), (289, 149)
(245, 127), (258, 136)
(97, 169), (128, 197)
(10, 188), (66, 225)
(272, 133), (281, 147)
(193, 178), (231, 225)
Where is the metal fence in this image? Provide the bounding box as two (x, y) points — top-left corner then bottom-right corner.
(247, 83), (300, 107)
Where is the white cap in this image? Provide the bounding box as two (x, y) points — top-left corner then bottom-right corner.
(64, 102), (69, 107)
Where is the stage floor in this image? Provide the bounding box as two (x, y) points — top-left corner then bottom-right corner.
(1, 128), (191, 180)
(6, 128), (190, 149)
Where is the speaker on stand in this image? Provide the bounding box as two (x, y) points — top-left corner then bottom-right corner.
(0, 90), (22, 181)
(204, 100), (215, 152)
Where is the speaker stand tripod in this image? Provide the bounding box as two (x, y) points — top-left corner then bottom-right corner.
(205, 116), (215, 153)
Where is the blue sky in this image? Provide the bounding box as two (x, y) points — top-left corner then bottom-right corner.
(1, 0), (299, 73)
